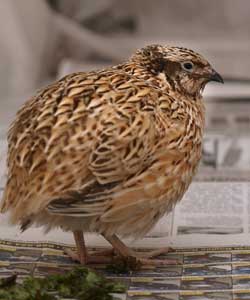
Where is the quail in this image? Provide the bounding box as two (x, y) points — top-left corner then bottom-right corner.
(0, 45), (223, 266)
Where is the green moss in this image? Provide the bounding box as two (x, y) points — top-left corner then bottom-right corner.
(0, 267), (126, 300)
(106, 256), (142, 274)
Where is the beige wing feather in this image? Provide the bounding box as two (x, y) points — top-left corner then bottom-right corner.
(1, 70), (185, 229)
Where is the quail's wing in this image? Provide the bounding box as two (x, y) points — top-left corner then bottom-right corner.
(1, 70), (186, 226)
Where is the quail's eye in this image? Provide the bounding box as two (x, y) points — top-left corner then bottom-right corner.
(182, 61), (194, 72)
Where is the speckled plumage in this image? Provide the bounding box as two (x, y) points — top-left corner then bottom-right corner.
(1, 45), (222, 247)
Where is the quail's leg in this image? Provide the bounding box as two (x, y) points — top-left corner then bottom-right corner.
(65, 231), (113, 264)
(65, 231), (87, 264)
(104, 234), (177, 266)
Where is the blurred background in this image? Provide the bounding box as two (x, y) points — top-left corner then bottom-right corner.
(0, 0), (250, 179)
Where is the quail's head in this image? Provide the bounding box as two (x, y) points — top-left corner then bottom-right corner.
(131, 44), (223, 97)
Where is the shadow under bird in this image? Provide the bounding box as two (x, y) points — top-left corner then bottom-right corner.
(0, 44), (223, 266)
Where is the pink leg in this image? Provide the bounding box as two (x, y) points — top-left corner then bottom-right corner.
(64, 230), (87, 264)
(104, 234), (177, 266)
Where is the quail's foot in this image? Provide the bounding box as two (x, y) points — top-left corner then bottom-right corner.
(104, 234), (179, 269)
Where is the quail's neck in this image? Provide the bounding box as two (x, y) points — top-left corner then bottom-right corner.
(119, 61), (203, 103)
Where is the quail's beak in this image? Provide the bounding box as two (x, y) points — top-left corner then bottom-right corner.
(209, 69), (224, 83)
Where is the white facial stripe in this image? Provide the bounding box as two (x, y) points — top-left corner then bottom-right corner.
(157, 72), (167, 81)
